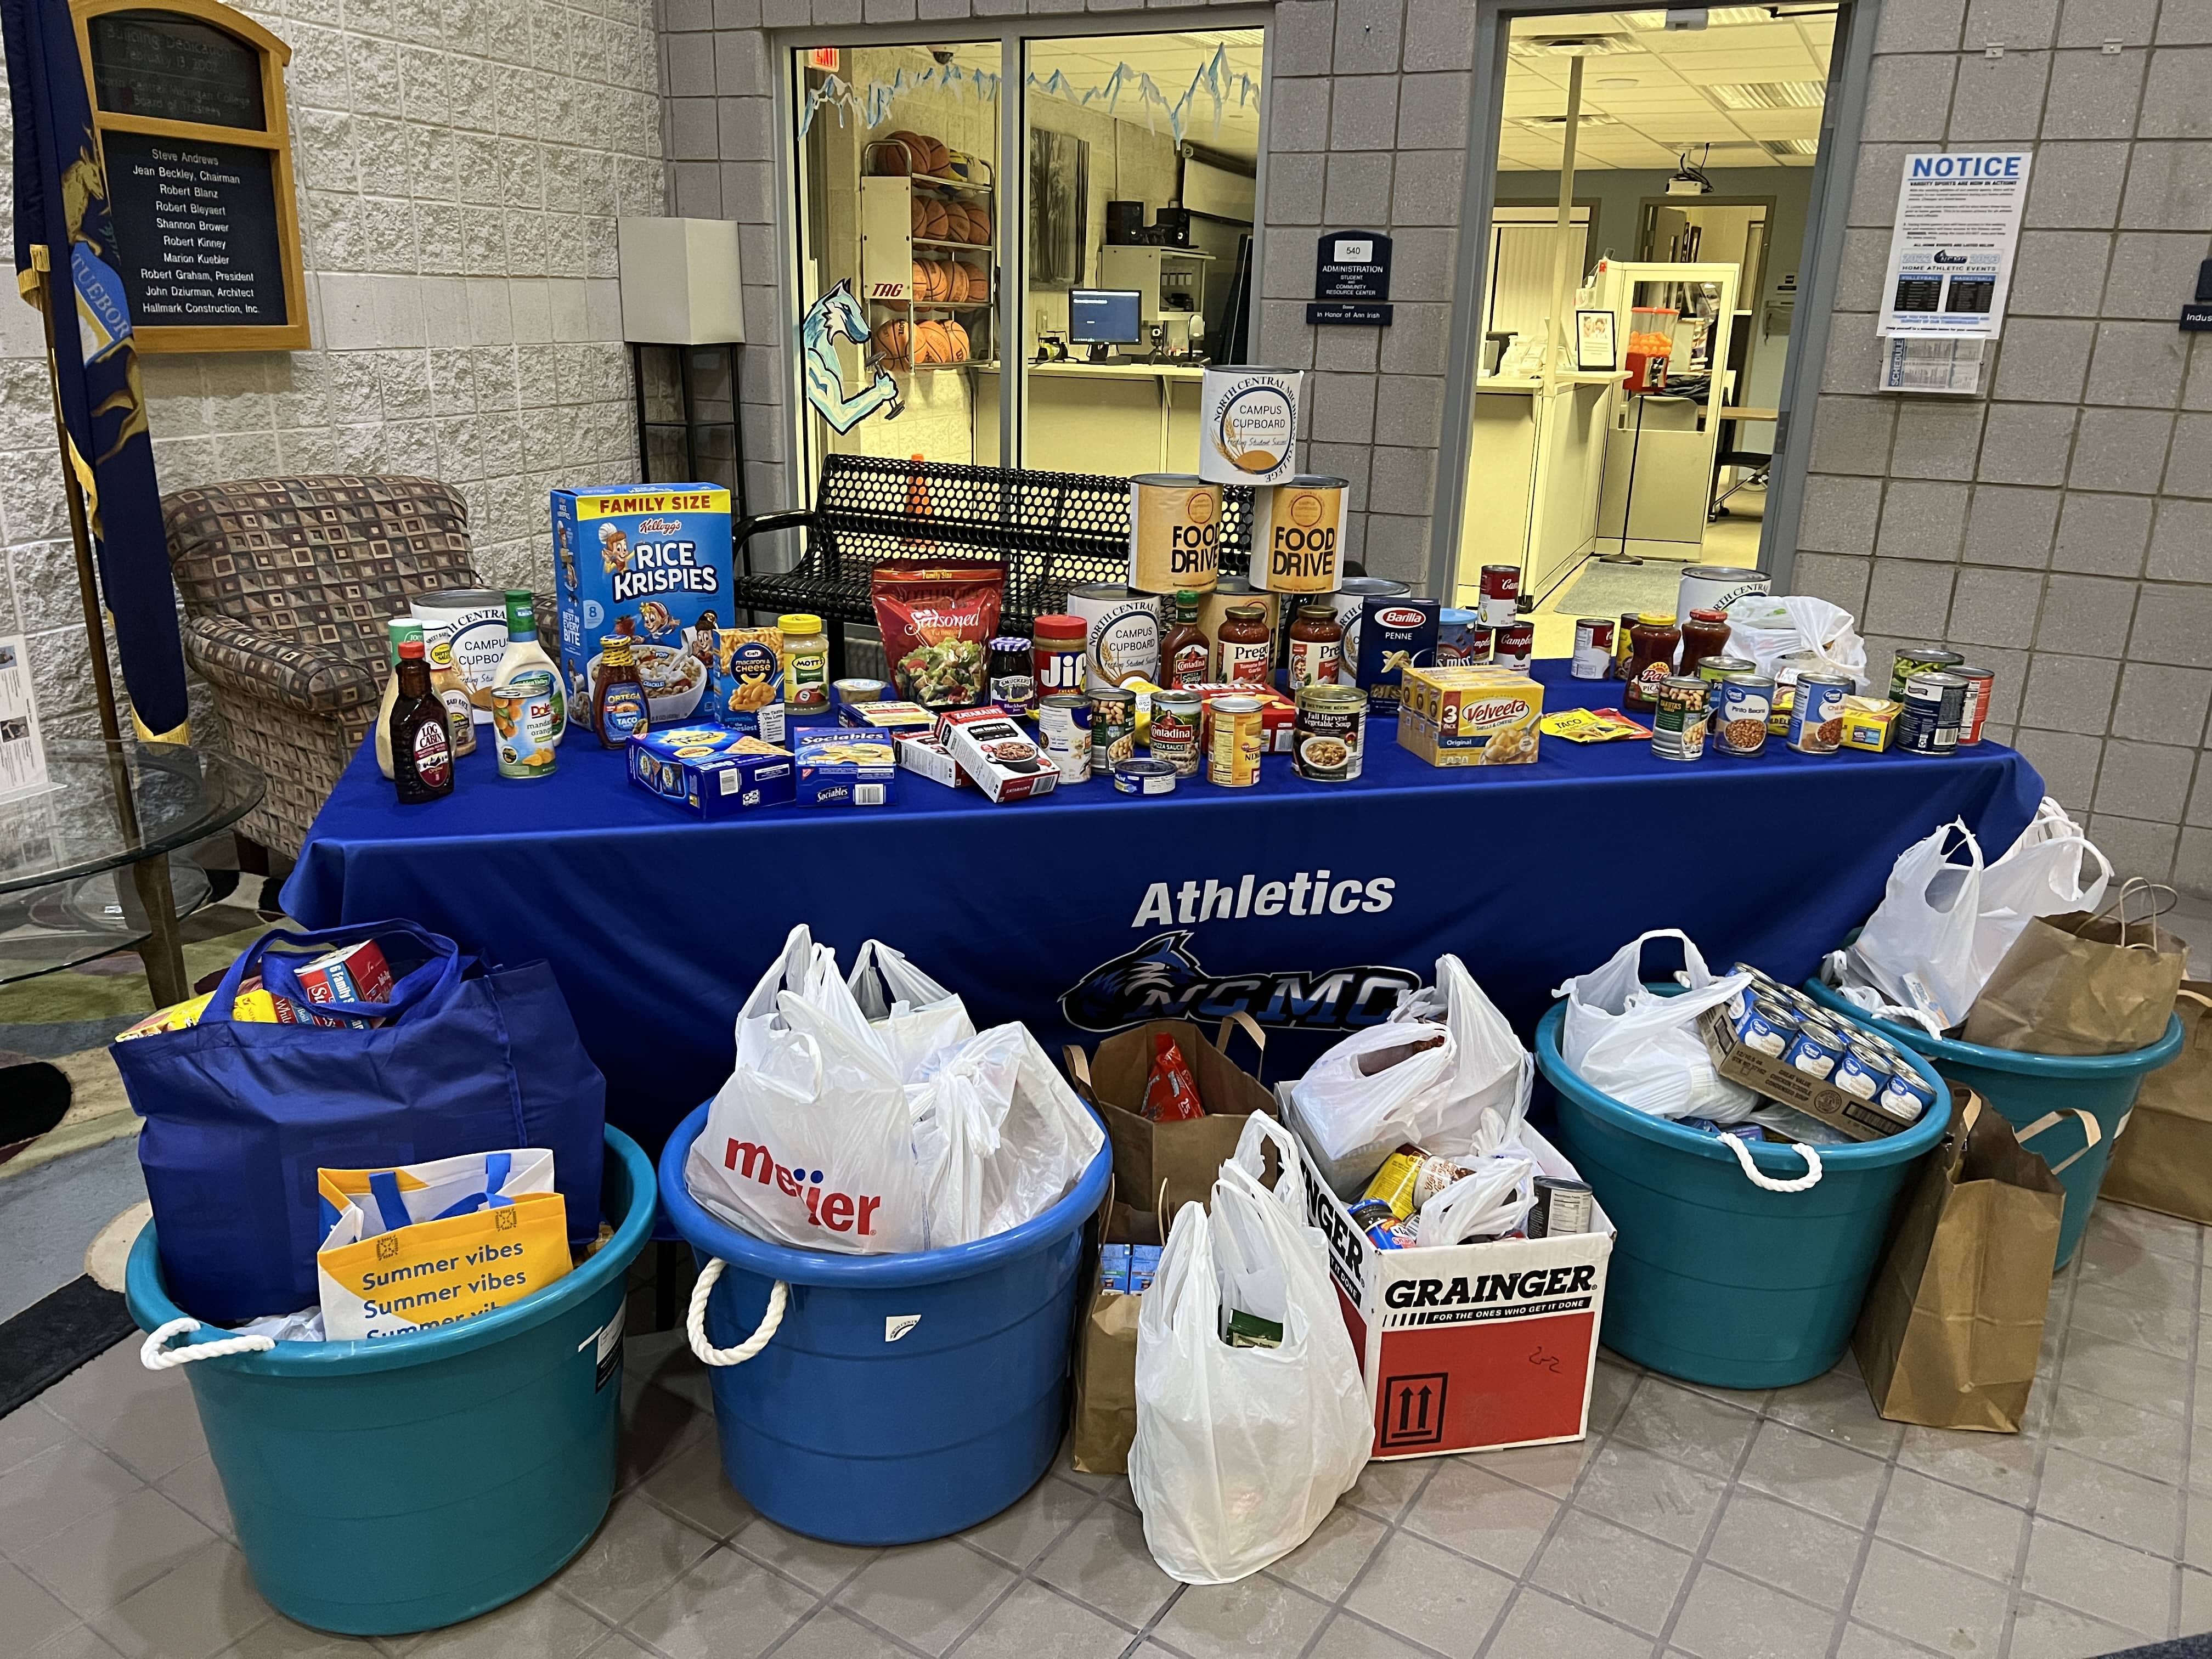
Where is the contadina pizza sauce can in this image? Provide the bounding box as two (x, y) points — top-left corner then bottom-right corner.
(1068, 584), (1162, 692)
(1200, 367), (1303, 486)
(1252, 476), (1347, 594)
(1127, 475), (1221, 596)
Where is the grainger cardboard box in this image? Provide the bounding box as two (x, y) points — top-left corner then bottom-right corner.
(1278, 1084), (1613, 1459)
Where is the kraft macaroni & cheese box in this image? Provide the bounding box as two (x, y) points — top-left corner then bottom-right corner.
(552, 484), (731, 723)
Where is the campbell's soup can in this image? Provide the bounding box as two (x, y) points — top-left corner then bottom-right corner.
(1494, 621), (1534, 670)
(1252, 476), (1346, 594)
(1955, 665), (1994, 746)
(1571, 617), (1614, 680)
(1479, 564), (1520, 628)
(1068, 584), (1161, 692)
(1355, 595), (1439, 711)
(1331, 577), (1412, 686)
(1127, 475), (1221, 595)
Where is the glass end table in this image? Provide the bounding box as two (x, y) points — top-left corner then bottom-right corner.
(0, 740), (266, 1004)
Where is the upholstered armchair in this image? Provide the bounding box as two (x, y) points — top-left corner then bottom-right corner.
(161, 476), (483, 859)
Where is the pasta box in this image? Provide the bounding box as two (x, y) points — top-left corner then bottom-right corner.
(795, 731), (897, 806)
(938, 706), (1059, 802)
(1279, 1084), (1614, 1460)
(1355, 595), (1440, 711)
(552, 485), (731, 725)
(628, 725), (793, 818)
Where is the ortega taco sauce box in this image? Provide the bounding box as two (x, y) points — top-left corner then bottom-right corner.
(551, 485), (732, 724)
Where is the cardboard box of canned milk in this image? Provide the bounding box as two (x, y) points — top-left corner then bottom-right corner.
(1697, 1001), (1931, 1142)
(1396, 667), (1543, 767)
(1279, 1086), (1615, 1460)
(551, 484), (731, 722)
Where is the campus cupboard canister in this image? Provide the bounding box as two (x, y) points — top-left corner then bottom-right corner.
(1199, 368), (1303, 486)
(1127, 475), (1221, 595)
(1251, 476), (1347, 594)
(1068, 584), (1163, 691)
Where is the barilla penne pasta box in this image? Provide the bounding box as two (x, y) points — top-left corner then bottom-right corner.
(551, 485), (732, 726)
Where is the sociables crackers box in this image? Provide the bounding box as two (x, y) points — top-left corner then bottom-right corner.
(551, 485), (732, 722)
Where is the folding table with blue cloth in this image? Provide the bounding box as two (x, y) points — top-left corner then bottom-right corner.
(283, 659), (2049, 1164)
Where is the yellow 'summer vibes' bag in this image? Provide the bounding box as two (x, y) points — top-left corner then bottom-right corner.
(316, 1149), (570, 1340)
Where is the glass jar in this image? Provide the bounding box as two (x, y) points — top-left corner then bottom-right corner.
(1623, 612), (1682, 710)
(778, 612), (830, 711)
(1680, 607), (1733, 676)
(1286, 602), (1343, 690)
(1217, 602), (1273, 686)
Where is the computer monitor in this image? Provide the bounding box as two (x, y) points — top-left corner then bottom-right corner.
(1068, 288), (1143, 346)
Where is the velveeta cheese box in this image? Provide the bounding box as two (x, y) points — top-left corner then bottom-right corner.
(551, 484), (731, 724)
(1397, 666), (1543, 767)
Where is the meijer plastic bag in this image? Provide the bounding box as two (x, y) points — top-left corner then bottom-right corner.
(1722, 594), (1867, 690)
(1130, 1114), (1369, 1584)
(1556, 929), (1758, 1122)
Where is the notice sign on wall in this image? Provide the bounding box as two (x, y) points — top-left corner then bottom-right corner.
(1308, 230), (1393, 326)
(104, 132), (287, 328)
(1877, 153), (2031, 340)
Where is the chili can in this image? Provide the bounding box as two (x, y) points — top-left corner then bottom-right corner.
(1571, 617), (1614, 680)
(1650, 675), (1711, 761)
(1037, 693), (1091, 783)
(1494, 620), (1536, 670)
(1713, 674), (1773, 757)
(1788, 673), (1852, 754)
(1479, 563), (1520, 628)
(1899, 670), (1967, 754)
(1889, 644), (1964, 701)
(1294, 684), (1365, 782)
(1206, 695), (1265, 787)
(1954, 664), (1994, 746)
(1090, 687), (1138, 772)
(1149, 690), (1204, 776)
(493, 669), (560, 779)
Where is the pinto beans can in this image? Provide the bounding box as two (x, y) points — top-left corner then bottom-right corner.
(1714, 675), (1773, 757)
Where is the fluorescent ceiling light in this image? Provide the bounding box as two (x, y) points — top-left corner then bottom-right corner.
(1622, 5), (1834, 23)
(1705, 80), (1828, 108)
(1509, 33), (1644, 56)
(1763, 137), (1821, 154)
(1516, 112), (1622, 127)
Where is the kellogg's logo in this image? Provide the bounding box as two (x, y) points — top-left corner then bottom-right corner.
(1060, 930), (1420, 1034)
(637, 516), (684, 534)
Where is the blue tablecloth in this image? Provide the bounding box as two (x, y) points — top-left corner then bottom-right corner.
(285, 663), (2044, 1156)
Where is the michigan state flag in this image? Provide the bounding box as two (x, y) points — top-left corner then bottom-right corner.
(3, 0), (188, 737)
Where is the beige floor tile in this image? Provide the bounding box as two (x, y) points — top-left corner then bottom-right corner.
(1400, 1459), (1561, 1576)
(1487, 1587), (1650, 1659)
(582, 1635), (656, 1659)
(2064, 1294), (2196, 1362)
(1668, 1565), (1833, 1659)
(775, 1607), (915, 1659)
(1849, 1542), (2010, 1657)
(154, 1454), (234, 1543)
(833, 1539), (1013, 1656)
(1706, 1489), (1865, 1610)
(0, 1403), (80, 1479)
(14, 1486), (217, 1619)
(1340, 1456), (1432, 1522)
(729, 1515), (879, 1595)
(37, 1346), (208, 1486)
(224, 1618), (386, 1657)
(2035, 1447), (2183, 1556)
(1873, 1468), (2027, 1582)
(947, 1581), (1128, 1659)
(1764, 1367), (1906, 1458)
(1304, 1611), (1437, 1659)
(1259, 1503), (1387, 1600)
(2061, 1331), (2192, 1419)
(1150, 1575), (1333, 1659)
(0, 1440), (144, 1558)
(1736, 1420), (1887, 1530)
(2074, 1230), (2200, 1307)
(1832, 1624), (1942, 1659)
(2042, 1385), (2189, 1481)
(31, 1628), (128, 1659)
(623, 1545), (816, 1659)
(2022, 1516), (2174, 1638)
(0, 1559), (79, 1652)
(1465, 1434), (1600, 1499)
(1032, 1504), (1178, 1628)
(1895, 1423), (2043, 1509)
(2189, 1490), (2212, 1571)
(636, 1438), (753, 1542)
(2083, 1203), (2202, 1265)
(614, 1384), (703, 1491)
(2006, 1595), (2157, 1659)
(2182, 1565), (2212, 1629)
(1587, 1359), (1641, 1435)
(1574, 1442), (1727, 1551)
(960, 1474), (1095, 1571)
(1341, 1532), (1513, 1659)
(1528, 1506), (1693, 1635)
(90, 1538), (273, 1659)
(554, 1494), (718, 1624)
(1610, 1379), (1759, 1480)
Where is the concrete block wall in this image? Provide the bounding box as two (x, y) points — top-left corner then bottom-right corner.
(0, 0), (666, 733)
(1791, 0), (2212, 893)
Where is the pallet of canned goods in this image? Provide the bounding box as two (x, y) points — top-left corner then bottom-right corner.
(1699, 966), (1937, 1141)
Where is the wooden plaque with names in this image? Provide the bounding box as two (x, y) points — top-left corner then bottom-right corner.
(71, 0), (309, 351)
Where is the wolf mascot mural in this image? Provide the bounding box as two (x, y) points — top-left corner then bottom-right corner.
(800, 279), (902, 434)
(1060, 931), (1421, 1035)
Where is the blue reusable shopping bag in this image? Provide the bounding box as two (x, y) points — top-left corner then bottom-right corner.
(112, 922), (606, 1325)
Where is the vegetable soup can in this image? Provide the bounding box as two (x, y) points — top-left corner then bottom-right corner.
(1571, 617), (1614, 680)
(1713, 675), (1774, 756)
(1150, 690), (1204, 777)
(1294, 684), (1365, 782)
(493, 669), (560, 778)
(1038, 694), (1091, 783)
(1206, 695), (1266, 786)
(1252, 476), (1347, 594)
(1199, 367), (1302, 486)
(1332, 577), (1412, 685)
(1069, 584), (1161, 693)
(1889, 644), (1964, 702)
(1955, 665), (1994, 746)
(1127, 475), (1221, 595)
(1899, 670), (1967, 754)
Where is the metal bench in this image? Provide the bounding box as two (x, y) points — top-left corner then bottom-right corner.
(732, 455), (1254, 677)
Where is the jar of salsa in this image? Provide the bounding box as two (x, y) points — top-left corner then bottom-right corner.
(1286, 602), (1343, 689)
(1680, 607), (1733, 676)
(1623, 612), (1682, 710)
(1217, 602), (1273, 686)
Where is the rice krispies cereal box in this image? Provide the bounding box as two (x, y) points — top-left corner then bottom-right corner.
(552, 485), (732, 721)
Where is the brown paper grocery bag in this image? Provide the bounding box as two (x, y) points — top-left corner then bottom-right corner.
(1855, 1091), (2064, 1432)
(1962, 880), (2187, 1056)
(2100, 987), (2212, 1224)
(1063, 1015), (1274, 1220)
(1069, 1176), (1166, 1475)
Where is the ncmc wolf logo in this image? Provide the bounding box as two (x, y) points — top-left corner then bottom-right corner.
(1060, 930), (1420, 1033)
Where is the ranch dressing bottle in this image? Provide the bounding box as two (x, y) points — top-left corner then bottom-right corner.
(375, 617), (424, 779)
(490, 590), (566, 746)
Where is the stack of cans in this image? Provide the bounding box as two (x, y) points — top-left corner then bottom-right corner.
(1728, 964), (1936, 1131)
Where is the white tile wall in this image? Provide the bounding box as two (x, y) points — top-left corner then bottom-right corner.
(0, 0), (667, 731)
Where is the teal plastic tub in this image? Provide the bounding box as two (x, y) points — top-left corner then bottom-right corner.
(1802, 979), (2184, 1270)
(125, 1126), (653, 1636)
(1537, 996), (1951, 1389)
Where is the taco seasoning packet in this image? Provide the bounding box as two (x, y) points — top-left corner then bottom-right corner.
(870, 561), (1004, 709)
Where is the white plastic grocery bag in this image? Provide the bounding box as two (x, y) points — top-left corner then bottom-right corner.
(1722, 594), (1867, 691)
(909, 1022), (1105, 1248)
(1130, 1113), (1370, 1584)
(1412, 1147), (1538, 1248)
(686, 925), (928, 1254)
(1972, 798), (2112, 988)
(1555, 929), (1759, 1122)
(847, 939), (975, 1083)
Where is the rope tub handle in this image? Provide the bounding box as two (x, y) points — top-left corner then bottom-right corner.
(1721, 1133), (1822, 1193)
(686, 1259), (789, 1367)
(140, 1318), (276, 1372)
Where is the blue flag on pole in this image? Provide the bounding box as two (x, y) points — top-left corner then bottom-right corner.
(3, 0), (189, 737)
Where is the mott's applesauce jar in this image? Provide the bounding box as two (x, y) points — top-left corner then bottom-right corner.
(780, 612), (831, 710)
(1294, 684), (1365, 782)
(1206, 695), (1266, 787)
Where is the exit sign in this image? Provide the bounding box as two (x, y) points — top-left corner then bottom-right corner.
(806, 47), (840, 71)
